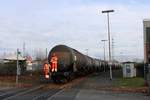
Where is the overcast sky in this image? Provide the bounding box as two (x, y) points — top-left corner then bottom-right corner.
(0, 0), (150, 61)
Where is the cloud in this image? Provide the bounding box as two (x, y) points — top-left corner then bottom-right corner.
(0, 0), (150, 61)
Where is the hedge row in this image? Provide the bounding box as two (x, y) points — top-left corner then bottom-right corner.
(0, 61), (26, 76)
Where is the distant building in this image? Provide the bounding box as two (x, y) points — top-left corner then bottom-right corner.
(143, 19), (150, 63)
(144, 19), (150, 95)
(4, 54), (26, 61)
(26, 56), (33, 71)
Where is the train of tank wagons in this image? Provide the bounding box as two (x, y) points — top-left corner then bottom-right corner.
(42, 45), (121, 83)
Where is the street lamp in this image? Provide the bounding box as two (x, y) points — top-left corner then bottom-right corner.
(102, 9), (114, 80)
(101, 40), (107, 72)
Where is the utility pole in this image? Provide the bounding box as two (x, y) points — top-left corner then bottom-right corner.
(101, 40), (107, 61)
(102, 9), (114, 80)
(16, 48), (19, 85)
(101, 40), (107, 72)
(85, 49), (89, 56)
(23, 42), (25, 58)
(46, 48), (47, 58)
(3, 51), (6, 57)
(112, 38), (114, 61)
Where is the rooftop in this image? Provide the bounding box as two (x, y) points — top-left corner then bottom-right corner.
(143, 19), (150, 22)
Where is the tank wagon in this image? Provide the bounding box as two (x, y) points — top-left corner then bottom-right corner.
(47, 45), (119, 83)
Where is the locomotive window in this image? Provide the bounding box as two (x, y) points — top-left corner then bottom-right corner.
(146, 27), (150, 43)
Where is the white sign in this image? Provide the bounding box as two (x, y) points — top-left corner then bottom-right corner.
(74, 56), (77, 61)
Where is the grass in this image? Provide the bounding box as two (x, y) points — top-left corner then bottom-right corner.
(115, 77), (145, 88)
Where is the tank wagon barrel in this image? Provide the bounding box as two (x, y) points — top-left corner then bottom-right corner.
(45, 45), (120, 83)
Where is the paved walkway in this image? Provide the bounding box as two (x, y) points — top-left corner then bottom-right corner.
(49, 88), (150, 100)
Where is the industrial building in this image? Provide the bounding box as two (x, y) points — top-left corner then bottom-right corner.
(143, 19), (150, 95)
(143, 19), (150, 63)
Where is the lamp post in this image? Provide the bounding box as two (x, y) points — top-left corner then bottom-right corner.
(101, 40), (107, 72)
(102, 9), (114, 80)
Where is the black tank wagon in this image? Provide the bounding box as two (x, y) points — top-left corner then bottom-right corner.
(47, 45), (119, 83)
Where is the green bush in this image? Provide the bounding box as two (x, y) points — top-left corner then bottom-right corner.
(135, 63), (144, 77)
(0, 61), (26, 75)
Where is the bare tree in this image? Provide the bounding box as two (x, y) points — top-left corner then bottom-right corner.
(35, 48), (45, 61)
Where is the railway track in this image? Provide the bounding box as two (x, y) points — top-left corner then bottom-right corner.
(0, 72), (110, 100)
(0, 75), (86, 100)
(0, 88), (28, 100)
(2, 85), (49, 100)
(0, 84), (71, 100)
(1, 71), (149, 100)
(0, 88), (14, 95)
